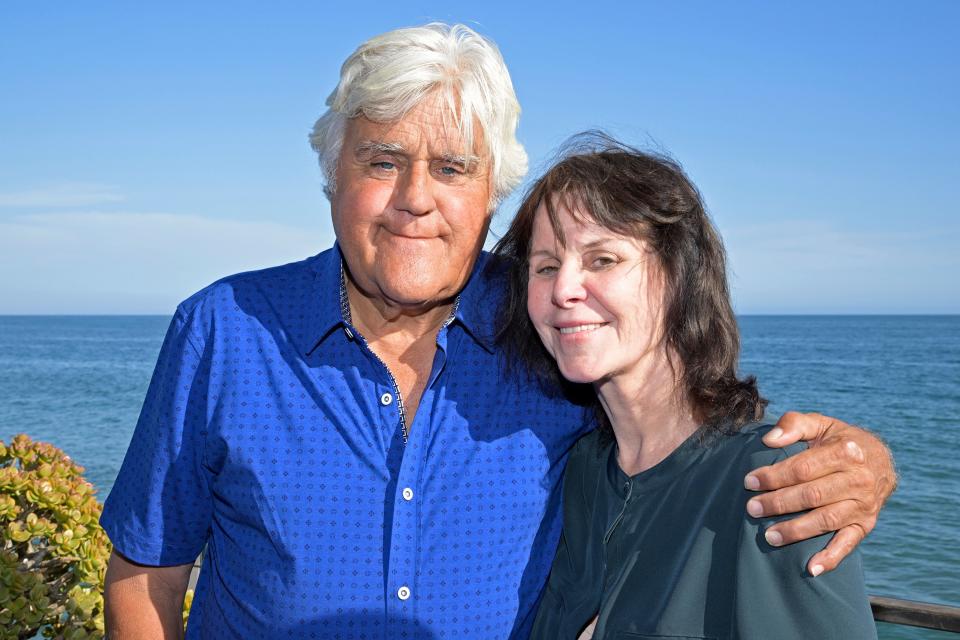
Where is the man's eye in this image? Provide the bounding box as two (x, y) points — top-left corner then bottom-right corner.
(372, 161), (396, 171)
(439, 165), (464, 176)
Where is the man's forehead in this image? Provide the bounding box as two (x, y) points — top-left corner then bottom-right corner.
(346, 104), (486, 159)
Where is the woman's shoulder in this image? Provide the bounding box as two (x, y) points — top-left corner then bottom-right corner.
(563, 429), (611, 485)
(569, 428), (610, 463)
(715, 421), (809, 470)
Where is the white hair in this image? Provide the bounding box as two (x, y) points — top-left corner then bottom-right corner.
(309, 23), (528, 208)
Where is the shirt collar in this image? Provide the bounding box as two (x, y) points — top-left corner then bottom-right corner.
(303, 243), (351, 354)
(606, 428), (708, 498)
(447, 251), (500, 353)
(305, 244), (498, 355)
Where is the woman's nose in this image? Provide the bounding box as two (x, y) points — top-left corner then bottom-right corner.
(551, 264), (587, 307)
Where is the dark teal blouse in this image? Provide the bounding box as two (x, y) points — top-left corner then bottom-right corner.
(529, 424), (877, 640)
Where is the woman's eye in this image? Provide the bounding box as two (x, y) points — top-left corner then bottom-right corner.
(533, 265), (558, 276)
(590, 255), (617, 269)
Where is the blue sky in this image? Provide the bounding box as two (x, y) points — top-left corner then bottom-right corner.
(1, 2), (957, 314)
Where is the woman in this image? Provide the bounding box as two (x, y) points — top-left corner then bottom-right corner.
(495, 133), (877, 640)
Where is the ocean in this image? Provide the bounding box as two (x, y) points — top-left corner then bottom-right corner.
(1, 314), (957, 639)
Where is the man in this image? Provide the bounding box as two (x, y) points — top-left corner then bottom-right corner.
(101, 23), (895, 639)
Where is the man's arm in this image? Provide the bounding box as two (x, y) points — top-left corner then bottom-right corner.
(743, 411), (897, 576)
(104, 550), (193, 639)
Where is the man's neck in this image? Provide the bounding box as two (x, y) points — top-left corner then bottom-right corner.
(344, 276), (455, 345)
(343, 276), (455, 430)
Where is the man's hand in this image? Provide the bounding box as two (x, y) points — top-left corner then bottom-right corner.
(104, 550), (193, 639)
(743, 411), (897, 577)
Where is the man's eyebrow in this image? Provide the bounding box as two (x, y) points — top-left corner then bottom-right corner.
(438, 153), (481, 166)
(353, 141), (405, 158)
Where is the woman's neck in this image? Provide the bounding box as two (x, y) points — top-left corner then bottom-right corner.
(595, 350), (699, 477)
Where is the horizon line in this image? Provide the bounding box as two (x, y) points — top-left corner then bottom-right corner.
(2, 313), (959, 318)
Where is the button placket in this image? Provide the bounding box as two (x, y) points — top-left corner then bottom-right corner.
(386, 404), (423, 624)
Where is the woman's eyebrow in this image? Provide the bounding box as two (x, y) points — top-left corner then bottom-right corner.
(575, 238), (619, 251)
(528, 248), (558, 259)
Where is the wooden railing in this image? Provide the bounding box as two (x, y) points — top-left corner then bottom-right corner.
(871, 596), (960, 633)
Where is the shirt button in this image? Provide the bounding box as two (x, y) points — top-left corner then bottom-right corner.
(397, 586), (411, 601)
(380, 392), (393, 406)
(402, 487), (414, 501)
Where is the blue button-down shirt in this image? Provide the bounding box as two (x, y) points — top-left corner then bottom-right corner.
(101, 246), (592, 639)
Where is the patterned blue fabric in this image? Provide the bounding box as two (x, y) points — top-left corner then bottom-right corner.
(101, 245), (592, 639)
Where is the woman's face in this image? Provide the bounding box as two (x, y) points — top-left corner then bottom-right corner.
(527, 199), (669, 385)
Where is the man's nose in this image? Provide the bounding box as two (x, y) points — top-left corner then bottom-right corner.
(552, 263), (587, 308)
(394, 162), (436, 216)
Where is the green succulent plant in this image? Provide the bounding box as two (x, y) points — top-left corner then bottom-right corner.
(0, 434), (111, 640)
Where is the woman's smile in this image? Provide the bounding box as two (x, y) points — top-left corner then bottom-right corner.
(557, 322), (607, 335)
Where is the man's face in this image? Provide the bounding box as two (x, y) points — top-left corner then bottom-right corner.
(331, 98), (493, 312)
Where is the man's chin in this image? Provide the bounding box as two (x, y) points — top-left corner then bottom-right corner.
(380, 286), (458, 312)
(374, 264), (466, 308)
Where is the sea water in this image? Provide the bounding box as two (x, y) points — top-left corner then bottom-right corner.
(2, 314), (958, 639)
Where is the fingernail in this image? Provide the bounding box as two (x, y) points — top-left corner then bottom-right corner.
(746, 499), (764, 517)
(744, 475), (760, 490)
(810, 564), (824, 577)
(767, 427), (783, 441)
(764, 529), (783, 546)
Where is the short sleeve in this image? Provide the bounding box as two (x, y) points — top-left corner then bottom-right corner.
(733, 446), (877, 639)
(100, 305), (213, 566)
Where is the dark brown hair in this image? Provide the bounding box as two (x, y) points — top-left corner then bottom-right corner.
(493, 132), (766, 433)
